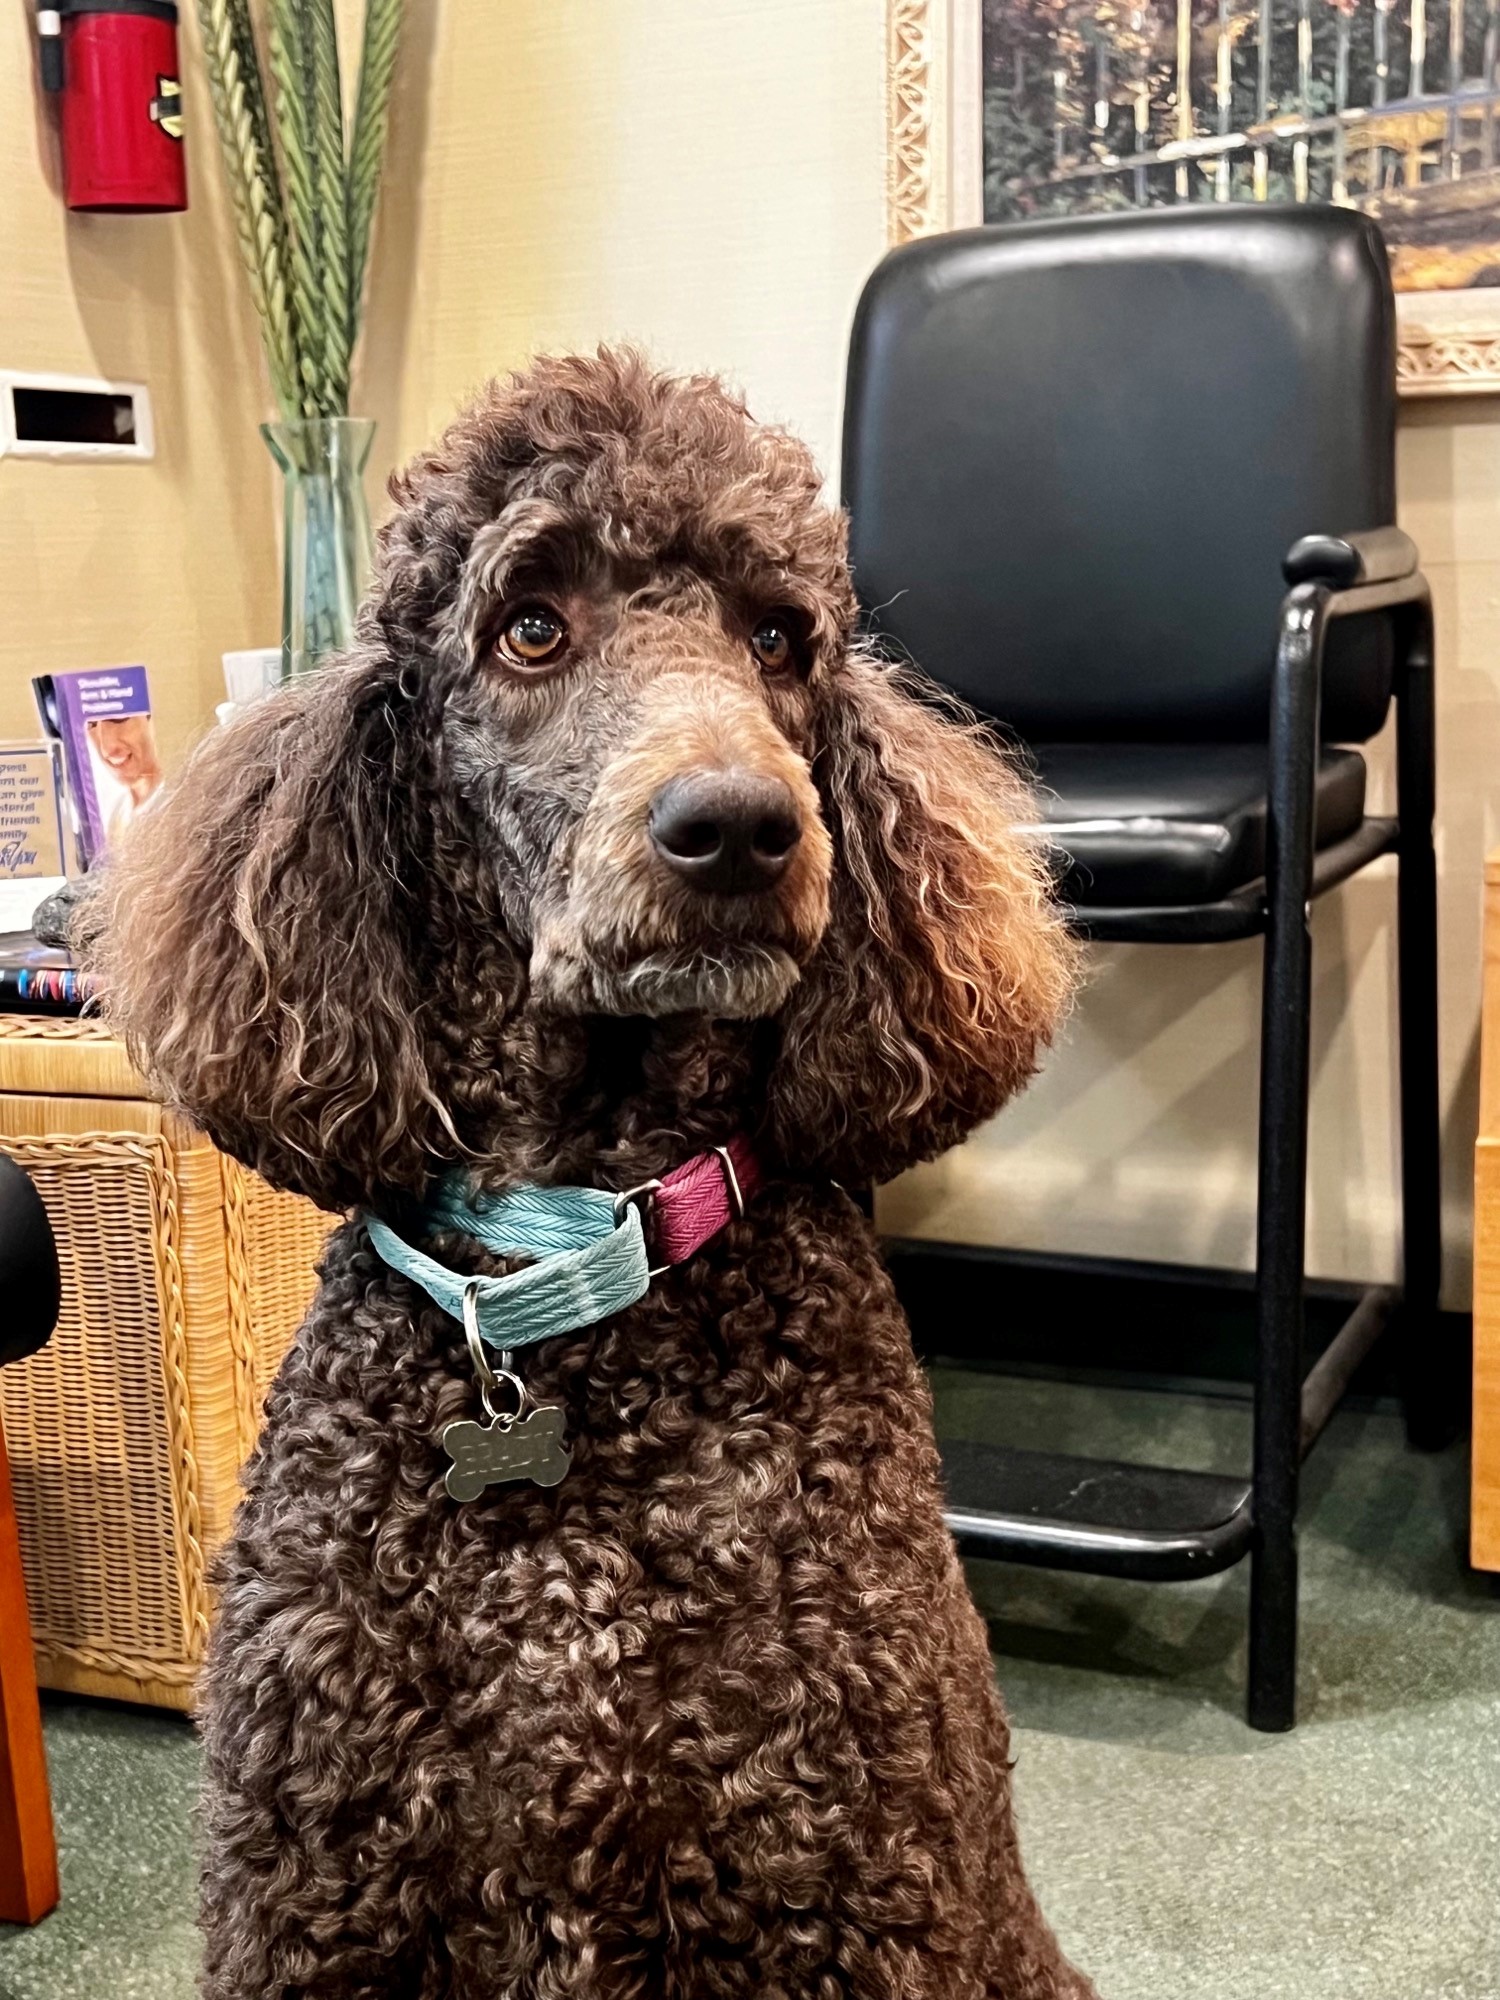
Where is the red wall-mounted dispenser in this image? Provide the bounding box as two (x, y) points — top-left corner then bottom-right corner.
(38, 1), (188, 213)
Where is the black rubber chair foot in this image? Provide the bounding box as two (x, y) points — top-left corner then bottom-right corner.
(1402, 1392), (1467, 1453)
(1398, 1308), (1470, 1451)
(1247, 1696), (1297, 1734)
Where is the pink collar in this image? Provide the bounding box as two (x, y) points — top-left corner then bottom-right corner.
(616, 1133), (762, 1269)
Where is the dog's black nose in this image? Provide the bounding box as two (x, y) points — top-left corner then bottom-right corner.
(648, 771), (802, 895)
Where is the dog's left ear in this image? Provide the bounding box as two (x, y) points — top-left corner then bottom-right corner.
(765, 657), (1075, 1184)
(84, 653), (465, 1212)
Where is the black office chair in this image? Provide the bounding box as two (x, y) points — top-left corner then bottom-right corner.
(843, 205), (1442, 1732)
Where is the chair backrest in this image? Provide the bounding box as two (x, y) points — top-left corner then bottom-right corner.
(842, 206), (1397, 744)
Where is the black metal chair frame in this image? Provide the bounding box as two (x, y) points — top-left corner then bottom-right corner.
(941, 524), (1440, 1733)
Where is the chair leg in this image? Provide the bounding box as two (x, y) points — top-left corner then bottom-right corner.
(0, 1413), (58, 1925)
(1248, 887), (1315, 1732)
(1394, 627), (1450, 1447)
(1247, 586), (1324, 1734)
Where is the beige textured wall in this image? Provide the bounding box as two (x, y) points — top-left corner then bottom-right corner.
(360, 0), (889, 508)
(0, 6), (277, 768)
(3, 0), (1490, 1303)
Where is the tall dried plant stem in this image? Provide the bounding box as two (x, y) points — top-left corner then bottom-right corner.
(348, 0), (402, 319)
(194, 0), (300, 420)
(309, 0), (352, 414)
(195, 0), (404, 423)
(267, 0), (327, 417)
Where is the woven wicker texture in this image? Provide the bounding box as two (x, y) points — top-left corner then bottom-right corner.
(0, 1022), (332, 1709)
(0, 1015), (146, 1100)
(222, 1156), (333, 1434)
(0, 1130), (205, 1696)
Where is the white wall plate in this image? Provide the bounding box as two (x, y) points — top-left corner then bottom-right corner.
(0, 370), (155, 463)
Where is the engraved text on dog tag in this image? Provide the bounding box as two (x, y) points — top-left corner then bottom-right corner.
(441, 1404), (572, 1501)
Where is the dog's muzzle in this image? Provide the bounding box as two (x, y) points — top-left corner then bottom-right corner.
(527, 686), (833, 1019)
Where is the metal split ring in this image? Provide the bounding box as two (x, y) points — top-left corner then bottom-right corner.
(461, 1280), (527, 1425)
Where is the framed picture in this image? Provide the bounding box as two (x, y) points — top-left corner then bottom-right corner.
(887, 0), (1500, 393)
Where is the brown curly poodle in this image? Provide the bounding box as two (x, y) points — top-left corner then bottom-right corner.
(91, 350), (1095, 1999)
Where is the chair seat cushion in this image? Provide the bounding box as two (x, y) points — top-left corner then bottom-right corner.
(1026, 742), (1368, 909)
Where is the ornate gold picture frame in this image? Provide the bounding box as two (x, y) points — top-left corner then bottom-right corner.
(889, 0), (1500, 396)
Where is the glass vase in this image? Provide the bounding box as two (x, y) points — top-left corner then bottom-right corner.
(262, 417), (376, 681)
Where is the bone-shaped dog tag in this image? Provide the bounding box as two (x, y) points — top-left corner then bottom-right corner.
(441, 1404), (572, 1501)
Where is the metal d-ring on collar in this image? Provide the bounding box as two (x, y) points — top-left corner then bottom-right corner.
(711, 1143), (746, 1219)
(612, 1178), (666, 1276)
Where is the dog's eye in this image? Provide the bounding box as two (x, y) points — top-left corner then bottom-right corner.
(496, 605), (568, 669)
(751, 613), (802, 675)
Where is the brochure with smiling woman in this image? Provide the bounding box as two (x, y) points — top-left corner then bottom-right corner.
(32, 664), (164, 870)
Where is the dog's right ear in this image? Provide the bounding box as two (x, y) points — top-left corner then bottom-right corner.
(764, 657), (1076, 1185)
(85, 654), (457, 1212)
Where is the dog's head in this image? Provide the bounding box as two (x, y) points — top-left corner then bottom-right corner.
(434, 354), (842, 1024)
(91, 352), (1073, 1209)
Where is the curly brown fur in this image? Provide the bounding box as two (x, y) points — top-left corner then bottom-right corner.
(88, 349), (1093, 1999)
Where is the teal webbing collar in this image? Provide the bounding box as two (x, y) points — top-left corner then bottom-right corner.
(365, 1176), (651, 1352)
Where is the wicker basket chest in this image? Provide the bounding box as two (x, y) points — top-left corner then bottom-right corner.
(0, 1016), (332, 1710)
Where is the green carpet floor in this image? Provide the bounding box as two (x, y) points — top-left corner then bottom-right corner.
(2, 1371), (1496, 2000)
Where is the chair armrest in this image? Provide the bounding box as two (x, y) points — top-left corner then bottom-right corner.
(1282, 527), (1418, 590)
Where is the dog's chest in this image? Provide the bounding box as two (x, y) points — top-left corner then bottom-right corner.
(425, 1459), (950, 1915)
(221, 1227), (1006, 1993)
